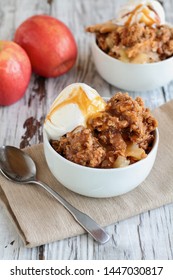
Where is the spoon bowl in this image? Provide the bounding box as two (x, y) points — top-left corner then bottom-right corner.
(0, 146), (36, 182)
(0, 145), (110, 244)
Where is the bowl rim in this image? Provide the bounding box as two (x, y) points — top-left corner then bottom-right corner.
(43, 126), (159, 173)
(92, 37), (173, 66)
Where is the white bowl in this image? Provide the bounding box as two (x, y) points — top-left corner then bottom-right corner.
(91, 39), (173, 91)
(43, 127), (159, 198)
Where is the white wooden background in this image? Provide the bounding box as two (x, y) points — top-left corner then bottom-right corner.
(0, 0), (173, 260)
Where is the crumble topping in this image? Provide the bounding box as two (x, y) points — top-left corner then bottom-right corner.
(86, 22), (173, 63)
(50, 92), (157, 168)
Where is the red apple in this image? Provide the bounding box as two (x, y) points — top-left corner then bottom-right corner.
(0, 41), (31, 106)
(14, 15), (78, 78)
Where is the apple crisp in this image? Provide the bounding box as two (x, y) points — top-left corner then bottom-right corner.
(86, 22), (173, 63)
(50, 92), (158, 168)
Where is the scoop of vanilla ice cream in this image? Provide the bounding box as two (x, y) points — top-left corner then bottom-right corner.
(44, 83), (106, 140)
(114, 0), (165, 26)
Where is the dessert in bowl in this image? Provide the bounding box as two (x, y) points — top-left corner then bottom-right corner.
(43, 83), (159, 198)
(86, 0), (173, 91)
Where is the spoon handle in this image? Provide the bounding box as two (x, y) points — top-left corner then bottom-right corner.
(33, 180), (110, 244)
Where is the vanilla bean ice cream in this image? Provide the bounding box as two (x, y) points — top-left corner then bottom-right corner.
(44, 83), (106, 140)
(114, 0), (165, 26)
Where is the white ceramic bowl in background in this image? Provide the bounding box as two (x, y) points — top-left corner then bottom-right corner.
(91, 39), (173, 91)
(43, 127), (159, 198)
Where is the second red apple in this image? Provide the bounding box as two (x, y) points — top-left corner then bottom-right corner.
(14, 15), (78, 78)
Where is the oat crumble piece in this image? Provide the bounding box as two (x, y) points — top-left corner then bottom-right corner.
(51, 126), (106, 168)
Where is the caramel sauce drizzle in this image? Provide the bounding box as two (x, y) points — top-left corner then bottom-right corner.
(124, 4), (160, 26)
(46, 87), (106, 123)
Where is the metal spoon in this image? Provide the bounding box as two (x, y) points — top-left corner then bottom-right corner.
(0, 145), (110, 244)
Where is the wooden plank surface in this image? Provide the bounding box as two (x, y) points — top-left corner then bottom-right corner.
(0, 0), (173, 260)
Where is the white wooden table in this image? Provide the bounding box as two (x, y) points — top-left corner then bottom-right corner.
(0, 0), (173, 260)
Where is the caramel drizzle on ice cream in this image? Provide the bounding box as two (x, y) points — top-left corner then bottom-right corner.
(46, 87), (106, 124)
(123, 4), (160, 26)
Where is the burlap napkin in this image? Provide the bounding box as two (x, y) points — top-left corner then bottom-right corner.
(0, 100), (173, 248)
